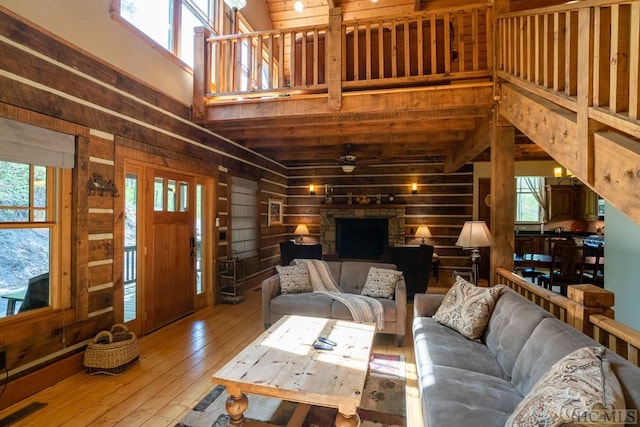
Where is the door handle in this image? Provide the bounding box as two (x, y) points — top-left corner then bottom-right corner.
(189, 237), (195, 258)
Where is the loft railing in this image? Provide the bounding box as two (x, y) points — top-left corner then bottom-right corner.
(496, 268), (640, 367)
(496, 0), (640, 134)
(192, 4), (493, 109)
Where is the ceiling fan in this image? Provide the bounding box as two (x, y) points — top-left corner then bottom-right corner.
(339, 144), (357, 173)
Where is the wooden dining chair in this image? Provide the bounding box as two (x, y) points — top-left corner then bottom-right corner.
(513, 237), (543, 282)
(537, 243), (584, 296)
(581, 243), (604, 287)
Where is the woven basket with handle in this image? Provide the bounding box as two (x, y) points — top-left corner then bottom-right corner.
(84, 324), (139, 375)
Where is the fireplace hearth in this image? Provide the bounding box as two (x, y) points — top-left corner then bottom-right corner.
(336, 218), (388, 259)
(319, 206), (406, 259)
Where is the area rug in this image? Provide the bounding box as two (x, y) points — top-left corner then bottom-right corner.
(176, 353), (406, 427)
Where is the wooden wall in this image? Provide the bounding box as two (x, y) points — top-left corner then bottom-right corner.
(286, 163), (474, 274)
(0, 8), (286, 408)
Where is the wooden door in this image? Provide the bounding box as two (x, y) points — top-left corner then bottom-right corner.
(144, 169), (195, 333)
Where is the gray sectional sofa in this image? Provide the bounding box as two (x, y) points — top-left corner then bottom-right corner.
(262, 261), (406, 346)
(413, 289), (640, 426)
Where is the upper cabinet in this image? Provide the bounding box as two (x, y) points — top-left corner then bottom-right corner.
(575, 186), (599, 220)
(548, 185), (599, 221)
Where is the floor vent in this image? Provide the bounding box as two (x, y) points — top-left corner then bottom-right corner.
(0, 402), (47, 425)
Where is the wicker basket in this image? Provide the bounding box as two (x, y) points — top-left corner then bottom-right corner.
(84, 324), (139, 375)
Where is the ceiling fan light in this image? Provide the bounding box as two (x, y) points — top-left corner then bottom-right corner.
(341, 164), (356, 173)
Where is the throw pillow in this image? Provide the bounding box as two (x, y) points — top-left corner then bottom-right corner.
(276, 264), (312, 294)
(506, 346), (626, 427)
(432, 275), (503, 340)
(361, 267), (403, 299)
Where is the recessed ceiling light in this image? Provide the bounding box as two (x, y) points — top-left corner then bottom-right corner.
(294, 0), (304, 13)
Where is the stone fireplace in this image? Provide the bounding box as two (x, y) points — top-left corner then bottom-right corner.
(319, 206), (406, 258)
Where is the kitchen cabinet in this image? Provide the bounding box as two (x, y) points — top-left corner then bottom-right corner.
(547, 185), (599, 221)
(548, 185), (574, 220)
(575, 186), (599, 220)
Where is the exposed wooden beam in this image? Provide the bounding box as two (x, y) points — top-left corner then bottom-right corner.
(243, 132), (468, 149)
(443, 113), (496, 173)
(203, 83), (494, 122)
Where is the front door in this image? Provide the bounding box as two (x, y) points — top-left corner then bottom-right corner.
(144, 169), (195, 332)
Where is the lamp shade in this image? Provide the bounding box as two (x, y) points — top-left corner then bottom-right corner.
(415, 225), (432, 244)
(455, 221), (493, 248)
(294, 224), (309, 236)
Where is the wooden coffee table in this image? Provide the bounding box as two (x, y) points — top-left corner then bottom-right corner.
(211, 315), (376, 427)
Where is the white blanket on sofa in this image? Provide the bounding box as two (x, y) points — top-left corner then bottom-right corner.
(294, 259), (385, 330)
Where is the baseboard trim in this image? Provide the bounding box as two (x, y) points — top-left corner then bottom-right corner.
(0, 352), (84, 411)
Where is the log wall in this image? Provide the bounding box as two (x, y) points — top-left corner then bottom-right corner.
(286, 163), (474, 274)
(0, 8), (285, 409)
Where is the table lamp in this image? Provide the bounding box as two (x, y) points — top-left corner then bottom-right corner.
(294, 224), (309, 244)
(455, 221), (493, 286)
(415, 225), (432, 245)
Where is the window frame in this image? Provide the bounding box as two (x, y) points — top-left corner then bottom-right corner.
(0, 163), (72, 320)
(515, 176), (544, 224)
(110, 0), (220, 70)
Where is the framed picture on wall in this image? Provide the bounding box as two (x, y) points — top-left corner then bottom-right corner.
(268, 198), (283, 226)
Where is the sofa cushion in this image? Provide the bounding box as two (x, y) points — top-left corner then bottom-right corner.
(482, 289), (553, 379)
(418, 365), (522, 427)
(433, 276), (504, 341)
(269, 293), (333, 318)
(511, 317), (602, 397)
(413, 317), (507, 379)
(361, 267), (402, 299)
(275, 264), (312, 294)
(506, 346), (625, 427)
(338, 261), (397, 294)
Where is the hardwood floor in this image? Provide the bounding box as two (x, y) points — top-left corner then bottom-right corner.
(0, 286), (425, 426)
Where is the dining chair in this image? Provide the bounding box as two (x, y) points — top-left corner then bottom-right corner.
(581, 243), (604, 287)
(513, 237), (543, 282)
(537, 243), (584, 296)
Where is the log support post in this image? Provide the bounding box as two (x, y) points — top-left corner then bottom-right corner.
(490, 105), (515, 285)
(327, 8), (342, 110)
(567, 284), (615, 338)
(193, 26), (211, 121)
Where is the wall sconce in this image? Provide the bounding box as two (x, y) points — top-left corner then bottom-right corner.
(411, 182), (418, 194)
(415, 225), (432, 245)
(553, 167), (563, 178)
(294, 224), (309, 244)
(309, 184), (316, 195)
(554, 167), (578, 186)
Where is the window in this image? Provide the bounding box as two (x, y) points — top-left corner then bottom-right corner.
(0, 117), (74, 319)
(115, 0), (220, 68)
(516, 177), (545, 223)
(230, 177), (258, 259)
(236, 16), (276, 92)
(0, 161), (69, 318)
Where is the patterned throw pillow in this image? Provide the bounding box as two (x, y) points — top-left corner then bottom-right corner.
(276, 264), (312, 294)
(361, 267), (403, 299)
(506, 346), (626, 427)
(432, 275), (503, 340)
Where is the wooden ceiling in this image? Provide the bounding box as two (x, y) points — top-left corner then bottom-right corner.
(210, 0), (555, 170)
